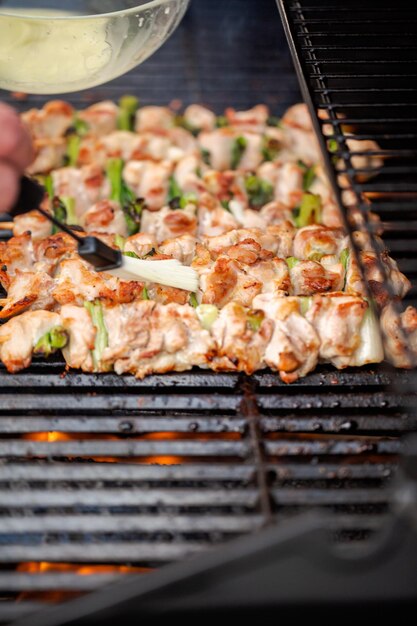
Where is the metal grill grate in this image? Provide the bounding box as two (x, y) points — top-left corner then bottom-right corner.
(278, 0), (417, 365)
(0, 363), (416, 622)
(1, 0), (417, 621)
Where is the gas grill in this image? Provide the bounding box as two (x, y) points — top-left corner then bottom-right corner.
(1, 0), (417, 623)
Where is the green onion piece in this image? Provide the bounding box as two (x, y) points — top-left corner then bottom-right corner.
(167, 175), (182, 203)
(216, 115), (229, 128)
(296, 161), (316, 192)
(52, 196), (77, 234)
(308, 252), (323, 262)
(174, 114), (199, 136)
(340, 248), (350, 271)
(231, 136), (247, 169)
(196, 304), (219, 330)
(189, 293), (199, 308)
(167, 176), (197, 210)
(286, 256), (300, 270)
(201, 148), (211, 165)
(106, 158), (142, 235)
(352, 299), (384, 366)
(66, 134), (81, 167)
(117, 95), (139, 131)
(247, 310), (265, 332)
(220, 199), (231, 212)
(106, 158), (126, 203)
(266, 115), (282, 128)
(123, 198), (144, 236)
(123, 250), (139, 259)
(142, 286), (150, 300)
(61, 197), (77, 225)
(340, 247), (350, 290)
(74, 117), (89, 137)
(244, 174), (274, 209)
(327, 138), (338, 153)
(43, 174), (54, 199)
(34, 326), (68, 357)
(84, 300), (109, 370)
(114, 234), (125, 251)
(261, 136), (280, 161)
(299, 297), (312, 316)
(293, 193), (322, 228)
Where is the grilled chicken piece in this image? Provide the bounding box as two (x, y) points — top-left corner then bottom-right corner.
(279, 103), (322, 163)
(293, 225), (346, 260)
(146, 284), (190, 305)
(135, 106), (175, 133)
(346, 250), (411, 306)
(198, 129), (263, 171)
(200, 256), (263, 308)
(82, 200), (128, 236)
(289, 259), (343, 296)
(124, 232), (158, 258)
(26, 137), (67, 174)
(197, 197), (239, 237)
(77, 100), (119, 136)
(34, 232), (77, 271)
(159, 234), (197, 265)
(253, 293), (320, 382)
(259, 201), (293, 226)
(22, 100), (74, 140)
(197, 243), (289, 307)
(203, 170), (247, 206)
(78, 132), (143, 166)
(210, 301), (273, 374)
(0, 310), (62, 373)
(174, 155), (207, 194)
(0, 270), (55, 319)
(52, 164), (108, 219)
(225, 104), (269, 133)
(380, 303), (417, 368)
(52, 258), (144, 306)
(60, 304), (95, 372)
(203, 225), (295, 259)
(123, 160), (173, 211)
(305, 293), (382, 368)
(273, 161), (305, 208)
(0, 234), (35, 286)
(183, 104), (217, 132)
(141, 205), (198, 242)
(78, 130), (192, 166)
(12, 210), (52, 241)
(102, 301), (216, 377)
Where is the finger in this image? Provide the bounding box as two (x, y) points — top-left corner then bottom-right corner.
(0, 102), (34, 171)
(0, 161), (19, 213)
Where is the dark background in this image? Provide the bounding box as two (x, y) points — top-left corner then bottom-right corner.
(0, 0), (302, 114)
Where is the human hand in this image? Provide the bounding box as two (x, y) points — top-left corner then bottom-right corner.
(0, 102), (34, 213)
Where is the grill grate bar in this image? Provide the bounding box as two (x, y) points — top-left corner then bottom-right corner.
(271, 488), (390, 506)
(0, 463), (256, 482)
(0, 515), (264, 534)
(0, 543), (208, 563)
(0, 573), (128, 592)
(0, 488), (260, 508)
(264, 437), (401, 456)
(0, 416), (247, 434)
(0, 439), (251, 458)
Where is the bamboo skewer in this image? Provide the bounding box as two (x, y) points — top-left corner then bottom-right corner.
(0, 222), (14, 230)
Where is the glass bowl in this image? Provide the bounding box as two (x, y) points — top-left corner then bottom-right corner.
(0, 0), (190, 94)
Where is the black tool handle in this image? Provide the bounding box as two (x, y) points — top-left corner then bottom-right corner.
(9, 176), (122, 271)
(10, 175), (45, 217)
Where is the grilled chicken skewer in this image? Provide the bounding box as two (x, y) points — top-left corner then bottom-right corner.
(0, 98), (411, 378)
